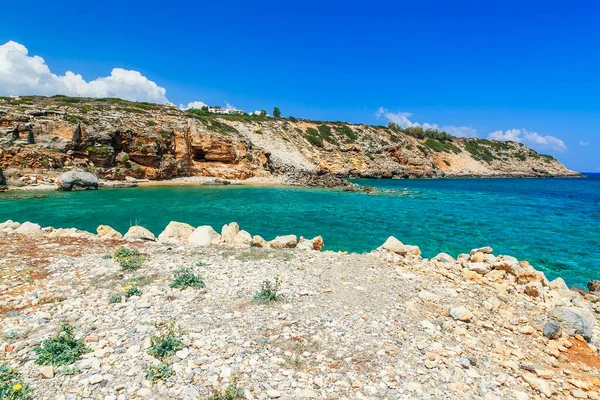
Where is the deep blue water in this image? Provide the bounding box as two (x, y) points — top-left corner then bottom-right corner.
(1, 174), (598, 287)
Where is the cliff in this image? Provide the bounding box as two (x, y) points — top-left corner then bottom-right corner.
(0, 96), (579, 188)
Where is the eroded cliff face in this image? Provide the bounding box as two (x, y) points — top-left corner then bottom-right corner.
(0, 96), (578, 186)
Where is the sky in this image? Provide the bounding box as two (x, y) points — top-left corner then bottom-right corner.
(0, 0), (598, 171)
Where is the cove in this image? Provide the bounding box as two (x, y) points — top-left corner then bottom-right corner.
(1, 175), (599, 288)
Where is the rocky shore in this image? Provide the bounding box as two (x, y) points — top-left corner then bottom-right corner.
(1, 220), (599, 399)
(0, 96), (580, 191)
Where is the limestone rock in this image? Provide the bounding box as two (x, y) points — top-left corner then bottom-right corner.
(524, 282), (543, 298)
(432, 253), (455, 263)
(0, 220), (21, 232)
(588, 280), (600, 292)
(57, 171), (98, 191)
(252, 235), (268, 248)
(380, 236), (421, 256)
(493, 255), (522, 275)
(188, 226), (221, 247)
(96, 225), (122, 239)
(470, 246), (493, 255)
(158, 221), (195, 244)
(547, 306), (595, 341)
(123, 226), (155, 241)
(467, 262), (491, 275)
(549, 277), (569, 291)
(311, 236), (324, 251)
(449, 306), (473, 322)
(269, 234), (298, 249)
(15, 221), (42, 234)
(221, 222), (240, 244)
(39, 366), (54, 379)
(296, 237), (315, 251)
(233, 230), (252, 247)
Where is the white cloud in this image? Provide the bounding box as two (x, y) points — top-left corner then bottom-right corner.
(179, 100), (208, 110)
(487, 129), (567, 151)
(0, 40), (168, 103)
(579, 141), (590, 146)
(376, 107), (479, 138)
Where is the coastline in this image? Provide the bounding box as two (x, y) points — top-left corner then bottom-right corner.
(1, 218), (599, 399)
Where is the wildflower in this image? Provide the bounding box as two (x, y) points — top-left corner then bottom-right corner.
(13, 383), (23, 391)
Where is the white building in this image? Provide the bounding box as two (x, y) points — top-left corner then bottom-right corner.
(208, 107), (244, 115)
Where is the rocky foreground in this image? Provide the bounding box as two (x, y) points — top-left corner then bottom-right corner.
(0, 96), (579, 191)
(1, 220), (599, 400)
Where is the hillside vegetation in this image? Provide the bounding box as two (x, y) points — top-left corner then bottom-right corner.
(0, 96), (578, 187)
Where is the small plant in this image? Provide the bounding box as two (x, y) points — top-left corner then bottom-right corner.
(144, 362), (173, 384)
(252, 276), (283, 303)
(170, 267), (205, 290)
(60, 366), (80, 375)
(2, 331), (18, 340)
(202, 380), (245, 400)
(34, 324), (90, 366)
(196, 260), (205, 267)
(124, 283), (142, 298)
(147, 321), (186, 361)
(0, 364), (30, 400)
(109, 295), (122, 303)
(114, 247), (145, 271)
(102, 254), (112, 259)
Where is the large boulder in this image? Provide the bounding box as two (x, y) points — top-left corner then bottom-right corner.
(15, 221), (42, 234)
(379, 236), (421, 256)
(269, 235), (298, 249)
(221, 222), (240, 244)
(492, 255), (523, 276)
(252, 235), (269, 248)
(311, 236), (324, 251)
(124, 226), (155, 241)
(296, 237), (315, 251)
(97, 225), (122, 239)
(158, 221), (195, 244)
(233, 230), (252, 248)
(57, 171), (98, 191)
(547, 306), (595, 341)
(0, 220), (20, 232)
(188, 226), (221, 247)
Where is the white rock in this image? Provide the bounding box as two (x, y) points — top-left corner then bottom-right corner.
(158, 221), (195, 244)
(39, 365), (54, 378)
(269, 234), (298, 249)
(380, 236), (421, 256)
(15, 221), (42, 234)
(252, 235), (268, 248)
(221, 222), (240, 244)
(97, 225), (122, 239)
(493, 255), (522, 275)
(449, 306), (473, 322)
(188, 226), (221, 246)
(233, 230), (252, 247)
(123, 226), (155, 241)
(0, 220), (20, 232)
(296, 237), (315, 251)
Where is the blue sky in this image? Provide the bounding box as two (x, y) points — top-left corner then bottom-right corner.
(1, 0), (598, 171)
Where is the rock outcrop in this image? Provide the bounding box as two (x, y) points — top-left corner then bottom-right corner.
(123, 226), (155, 241)
(57, 171), (98, 191)
(0, 96), (579, 189)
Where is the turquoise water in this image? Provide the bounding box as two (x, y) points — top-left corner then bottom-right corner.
(1, 174), (599, 287)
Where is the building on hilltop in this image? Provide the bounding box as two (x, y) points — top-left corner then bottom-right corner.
(208, 107), (244, 115)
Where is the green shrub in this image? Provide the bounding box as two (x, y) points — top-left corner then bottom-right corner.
(114, 248), (145, 271)
(109, 295), (122, 303)
(147, 321), (185, 361)
(0, 364), (30, 400)
(202, 381), (245, 400)
(144, 362), (173, 384)
(423, 139), (461, 154)
(170, 267), (205, 290)
(64, 114), (90, 125)
(253, 276), (282, 303)
(34, 324), (90, 366)
(305, 127), (323, 147)
(124, 283), (142, 298)
(146, 120), (157, 126)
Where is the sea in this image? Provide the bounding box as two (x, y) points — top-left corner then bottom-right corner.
(1, 173), (598, 287)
